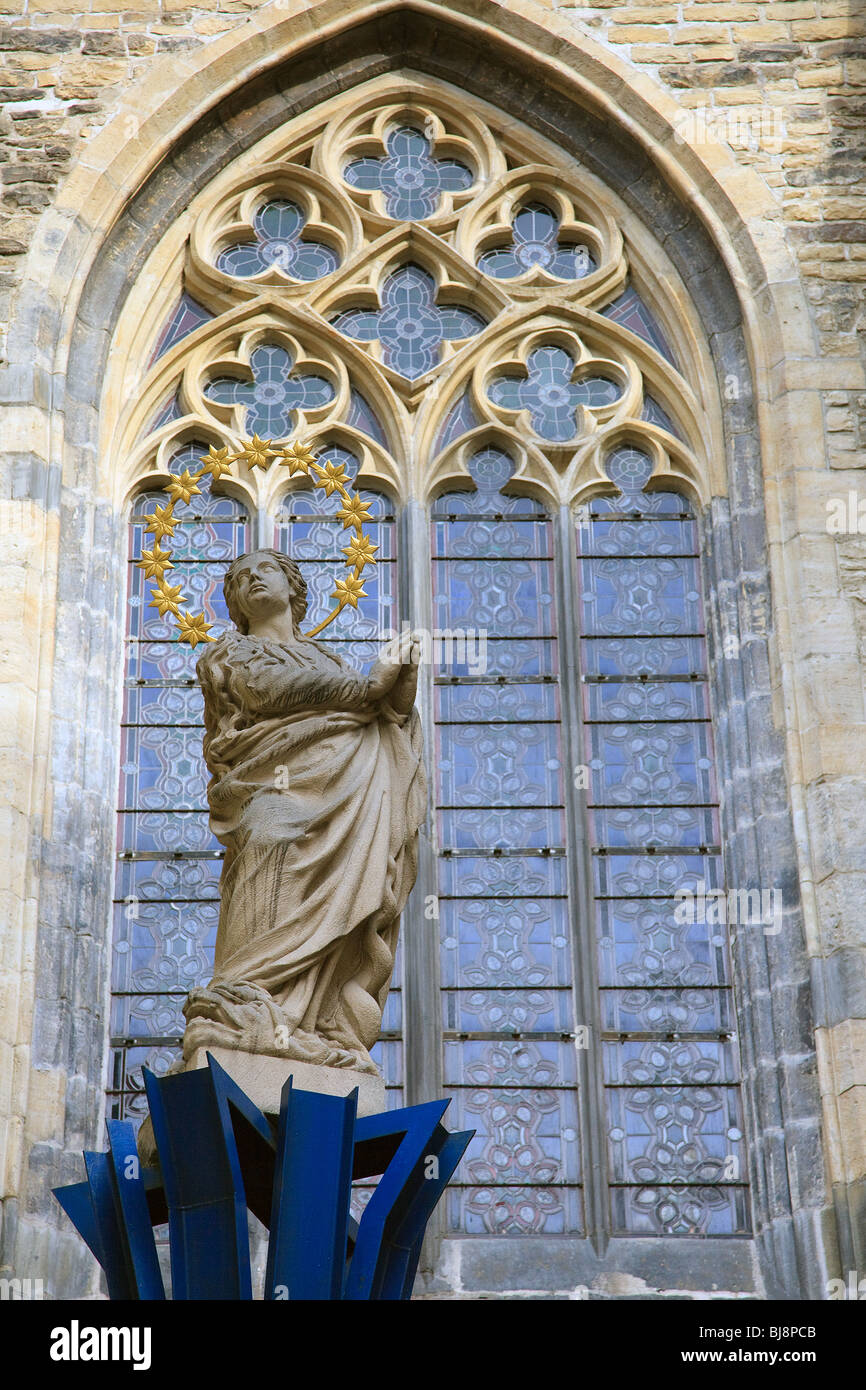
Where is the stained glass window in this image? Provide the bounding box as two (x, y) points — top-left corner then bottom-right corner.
(120, 90), (750, 1254)
(343, 125), (473, 221)
(478, 203), (596, 281)
(433, 390), (480, 454)
(332, 264), (485, 380)
(601, 287), (676, 367)
(149, 292), (213, 364)
(488, 344), (621, 442)
(433, 448), (583, 1235)
(577, 446), (749, 1235)
(204, 344), (334, 439)
(110, 446), (250, 1124)
(217, 199), (339, 281)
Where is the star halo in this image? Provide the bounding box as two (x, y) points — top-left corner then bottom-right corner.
(138, 438), (377, 646)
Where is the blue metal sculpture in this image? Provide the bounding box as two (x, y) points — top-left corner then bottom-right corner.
(54, 1054), (473, 1301)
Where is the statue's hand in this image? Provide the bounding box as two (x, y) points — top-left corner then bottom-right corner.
(367, 630), (422, 710)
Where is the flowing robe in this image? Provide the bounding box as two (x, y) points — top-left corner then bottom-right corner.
(183, 630), (426, 1073)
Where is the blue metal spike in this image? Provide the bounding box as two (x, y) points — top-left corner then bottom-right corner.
(82, 1151), (137, 1300)
(265, 1082), (357, 1301)
(52, 1177), (103, 1269)
(346, 1099), (473, 1301)
(105, 1121), (165, 1300)
(142, 1054), (274, 1300)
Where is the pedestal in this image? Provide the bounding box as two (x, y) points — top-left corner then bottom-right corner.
(185, 1046), (386, 1118)
(136, 1048), (386, 1165)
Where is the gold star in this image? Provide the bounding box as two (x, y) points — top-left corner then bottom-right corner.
(144, 503), (176, 542)
(315, 459), (351, 497)
(139, 542), (174, 580)
(336, 492), (374, 529)
(241, 434), (274, 470)
(200, 445), (235, 480)
(278, 440), (317, 476)
(177, 611), (215, 647)
(166, 468), (202, 506)
(147, 579), (184, 618)
(341, 533), (378, 571)
(332, 575), (368, 609)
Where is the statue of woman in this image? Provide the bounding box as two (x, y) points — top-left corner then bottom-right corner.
(181, 548), (426, 1077)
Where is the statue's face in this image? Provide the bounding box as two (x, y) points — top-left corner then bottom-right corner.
(231, 552), (293, 626)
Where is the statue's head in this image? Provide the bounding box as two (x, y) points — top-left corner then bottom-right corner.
(224, 549), (308, 635)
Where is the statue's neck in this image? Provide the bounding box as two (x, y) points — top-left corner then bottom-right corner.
(246, 614), (300, 645)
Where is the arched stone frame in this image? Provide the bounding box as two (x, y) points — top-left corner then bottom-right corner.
(1, 0), (847, 1299)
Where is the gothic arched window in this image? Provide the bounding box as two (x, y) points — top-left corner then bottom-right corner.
(109, 76), (749, 1243)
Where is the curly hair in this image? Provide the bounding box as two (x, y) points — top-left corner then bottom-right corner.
(223, 549), (308, 635)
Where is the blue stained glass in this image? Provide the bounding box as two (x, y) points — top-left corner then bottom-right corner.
(584, 680), (708, 722)
(439, 900), (573, 989)
(588, 721), (716, 806)
(602, 1039), (739, 1085)
(642, 395), (680, 437)
(600, 988), (733, 1036)
(217, 199), (339, 281)
(436, 681), (559, 723)
(343, 125), (473, 220)
(596, 902), (728, 990)
(601, 286), (676, 366)
(204, 344), (334, 439)
(593, 853), (724, 900)
(346, 388), (386, 445)
(488, 344), (620, 442)
(443, 988), (574, 1034)
(478, 202), (596, 281)
(332, 264), (485, 380)
(577, 462), (749, 1236)
(590, 805), (719, 849)
(147, 390), (183, 433)
(437, 721), (563, 808)
(439, 855), (567, 899)
(446, 1083), (581, 1181)
(433, 446), (577, 1234)
(605, 444), (654, 498)
(434, 391), (480, 453)
(150, 292), (213, 364)
(579, 556), (703, 636)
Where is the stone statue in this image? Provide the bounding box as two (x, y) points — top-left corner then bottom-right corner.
(180, 547), (426, 1086)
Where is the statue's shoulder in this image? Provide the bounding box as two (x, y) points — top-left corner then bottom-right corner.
(195, 627), (247, 677)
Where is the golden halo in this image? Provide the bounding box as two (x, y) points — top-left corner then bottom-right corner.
(138, 436), (378, 647)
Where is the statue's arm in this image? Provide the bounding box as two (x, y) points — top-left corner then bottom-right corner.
(232, 642), (374, 715)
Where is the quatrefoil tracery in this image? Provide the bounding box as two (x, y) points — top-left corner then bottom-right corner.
(127, 76), (707, 514)
(217, 199), (339, 282)
(332, 263), (486, 381)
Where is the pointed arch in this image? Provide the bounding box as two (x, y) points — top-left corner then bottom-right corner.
(4, 0), (836, 1299)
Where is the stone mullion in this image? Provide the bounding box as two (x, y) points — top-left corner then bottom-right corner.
(554, 504), (611, 1254)
(398, 500), (442, 1110)
(397, 497), (444, 1281)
